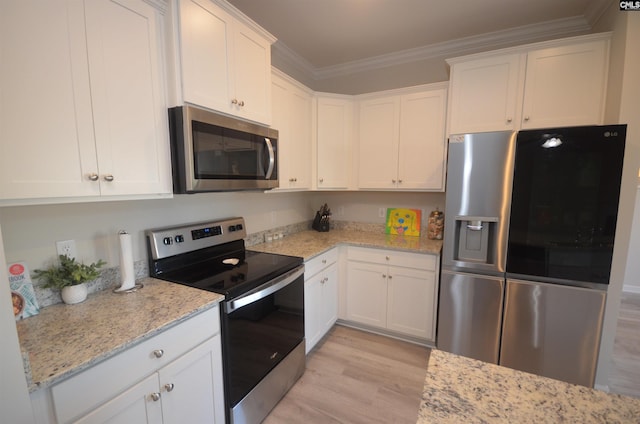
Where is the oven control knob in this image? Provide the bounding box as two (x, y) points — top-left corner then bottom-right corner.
(228, 225), (236, 232)
(163, 237), (173, 246)
(175, 235), (184, 243)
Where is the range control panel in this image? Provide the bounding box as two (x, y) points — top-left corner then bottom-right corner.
(146, 217), (247, 260)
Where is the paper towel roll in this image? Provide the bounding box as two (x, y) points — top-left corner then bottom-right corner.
(116, 231), (136, 291)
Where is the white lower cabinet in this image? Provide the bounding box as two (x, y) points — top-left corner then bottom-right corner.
(346, 247), (438, 342)
(46, 307), (224, 424)
(304, 248), (339, 353)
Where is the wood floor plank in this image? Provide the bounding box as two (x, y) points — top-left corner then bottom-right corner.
(609, 292), (640, 399)
(264, 325), (429, 424)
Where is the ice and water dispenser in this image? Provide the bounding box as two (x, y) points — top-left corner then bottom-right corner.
(452, 217), (498, 265)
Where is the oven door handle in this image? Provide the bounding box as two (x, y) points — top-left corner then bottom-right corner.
(225, 265), (304, 314)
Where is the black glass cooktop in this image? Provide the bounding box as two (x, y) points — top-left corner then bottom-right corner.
(155, 249), (303, 299)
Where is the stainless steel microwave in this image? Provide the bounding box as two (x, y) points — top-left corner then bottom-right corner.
(168, 105), (278, 193)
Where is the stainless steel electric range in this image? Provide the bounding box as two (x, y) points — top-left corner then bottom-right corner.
(146, 217), (305, 424)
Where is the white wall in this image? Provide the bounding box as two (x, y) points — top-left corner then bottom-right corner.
(0, 224), (35, 423)
(311, 191), (445, 227)
(593, 10), (640, 389)
(0, 191), (316, 270)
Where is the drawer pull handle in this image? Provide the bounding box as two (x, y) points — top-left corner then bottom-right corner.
(153, 349), (164, 358)
(150, 392), (161, 402)
(88, 173), (99, 181)
(164, 383), (175, 392)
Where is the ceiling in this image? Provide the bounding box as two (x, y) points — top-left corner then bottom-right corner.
(226, 0), (611, 84)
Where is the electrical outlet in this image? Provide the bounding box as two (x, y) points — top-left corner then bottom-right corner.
(338, 206), (345, 216)
(56, 240), (77, 259)
(378, 207), (386, 218)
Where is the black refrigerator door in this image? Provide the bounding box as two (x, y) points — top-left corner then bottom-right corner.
(507, 125), (626, 286)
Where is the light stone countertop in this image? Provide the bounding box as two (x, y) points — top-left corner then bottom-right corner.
(418, 349), (640, 423)
(16, 278), (223, 392)
(248, 228), (442, 260)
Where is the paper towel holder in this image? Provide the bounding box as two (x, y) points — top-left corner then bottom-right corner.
(113, 230), (144, 294)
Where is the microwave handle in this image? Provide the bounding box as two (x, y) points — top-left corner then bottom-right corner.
(264, 137), (275, 179)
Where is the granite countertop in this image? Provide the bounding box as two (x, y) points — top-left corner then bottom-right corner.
(249, 228), (442, 260)
(418, 349), (640, 423)
(16, 278), (223, 392)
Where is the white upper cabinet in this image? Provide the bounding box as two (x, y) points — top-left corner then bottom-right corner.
(520, 40), (608, 130)
(0, 0), (172, 203)
(316, 94), (355, 190)
(271, 71), (312, 190)
(357, 84), (448, 191)
(447, 54), (523, 134)
(447, 34), (609, 135)
(176, 0), (274, 125)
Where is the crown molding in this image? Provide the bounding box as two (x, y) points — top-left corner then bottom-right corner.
(272, 15), (593, 82)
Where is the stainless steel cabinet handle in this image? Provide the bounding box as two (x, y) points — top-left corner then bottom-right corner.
(153, 349), (164, 358)
(239, 100), (245, 107)
(506, 117), (513, 123)
(231, 98), (238, 105)
(392, 179), (396, 184)
(319, 178), (324, 183)
(388, 275), (392, 280)
(382, 274), (386, 278)
(88, 173), (99, 181)
(322, 259), (327, 264)
(385, 256), (390, 261)
(164, 383), (175, 392)
(103, 174), (114, 182)
(524, 116), (530, 121)
(150, 392), (161, 402)
(398, 180), (403, 184)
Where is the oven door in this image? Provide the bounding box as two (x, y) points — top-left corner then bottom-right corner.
(221, 265), (305, 412)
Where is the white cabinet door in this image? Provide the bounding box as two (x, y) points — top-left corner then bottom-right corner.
(179, 0), (233, 117)
(357, 97), (400, 189)
(75, 374), (163, 424)
(304, 251), (339, 353)
(271, 73), (312, 190)
(316, 95), (353, 189)
(386, 266), (436, 340)
(304, 270), (324, 353)
(178, 0), (272, 124)
(321, 263), (339, 337)
(346, 261), (388, 327)
(159, 337), (225, 424)
(232, 23), (272, 124)
(85, 0), (171, 196)
(398, 88), (447, 190)
(520, 39), (608, 130)
(0, 0), (98, 199)
(447, 53), (523, 135)
(0, 0), (170, 202)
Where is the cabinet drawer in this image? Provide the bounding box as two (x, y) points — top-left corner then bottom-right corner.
(347, 246), (436, 271)
(52, 306), (220, 423)
(305, 248), (339, 278)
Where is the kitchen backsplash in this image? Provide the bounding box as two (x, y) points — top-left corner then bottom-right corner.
(30, 219), (388, 308)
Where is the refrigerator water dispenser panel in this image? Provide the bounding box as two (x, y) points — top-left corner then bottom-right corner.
(455, 216), (498, 263)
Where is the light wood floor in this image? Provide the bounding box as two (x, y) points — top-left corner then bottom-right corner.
(265, 294), (639, 423)
(264, 325), (430, 424)
(609, 292), (640, 398)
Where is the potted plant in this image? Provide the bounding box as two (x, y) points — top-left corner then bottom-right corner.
(33, 255), (106, 304)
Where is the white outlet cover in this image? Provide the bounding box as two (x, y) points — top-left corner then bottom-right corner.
(56, 240), (77, 259)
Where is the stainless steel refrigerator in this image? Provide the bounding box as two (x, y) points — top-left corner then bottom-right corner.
(438, 125), (626, 387)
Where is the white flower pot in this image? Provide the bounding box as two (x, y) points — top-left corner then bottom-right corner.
(61, 283), (88, 305)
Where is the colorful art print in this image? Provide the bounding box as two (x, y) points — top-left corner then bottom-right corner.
(385, 208), (421, 236)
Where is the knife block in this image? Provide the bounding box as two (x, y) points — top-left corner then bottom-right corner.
(312, 211), (330, 232)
